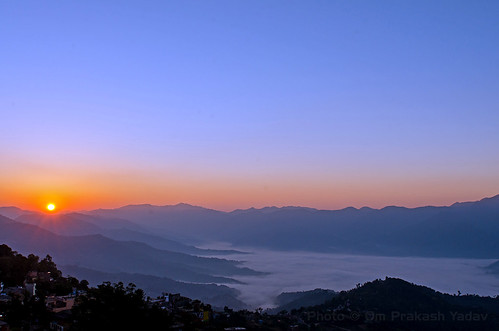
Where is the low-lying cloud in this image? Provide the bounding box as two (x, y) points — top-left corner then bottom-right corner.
(206, 246), (498, 309)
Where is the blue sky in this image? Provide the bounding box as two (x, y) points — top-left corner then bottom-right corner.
(1, 1), (498, 210)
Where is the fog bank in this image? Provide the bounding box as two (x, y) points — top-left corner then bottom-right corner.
(203, 246), (498, 309)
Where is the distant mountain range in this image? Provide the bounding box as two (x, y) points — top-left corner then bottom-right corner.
(79, 195), (499, 258)
(9, 210), (243, 255)
(0, 213), (264, 307)
(0, 213), (263, 281)
(1, 195), (499, 308)
(2, 196), (499, 259)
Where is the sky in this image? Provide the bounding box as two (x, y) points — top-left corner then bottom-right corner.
(1, 1), (498, 212)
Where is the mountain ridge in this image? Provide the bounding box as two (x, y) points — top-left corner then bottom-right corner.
(3, 194), (498, 217)
(2, 194), (499, 258)
(0, 215), (263, 284)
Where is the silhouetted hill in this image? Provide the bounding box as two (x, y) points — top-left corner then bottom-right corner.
(86, 203), (226, 242)
(270, 288), (337, 313)
(0, 215), (262, 284)
(0, 206), (31, 219)
(16, 212), (104, 235)
(14, 212), (242, 255)
(88, 203), (223, 227)
(60, 265), (248, 309)
(298, 277), (499, 330)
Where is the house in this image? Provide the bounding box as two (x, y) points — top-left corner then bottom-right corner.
(3, 287), (24, 301)
(46, 295), (76, 313)
(26, 271), (52, 283)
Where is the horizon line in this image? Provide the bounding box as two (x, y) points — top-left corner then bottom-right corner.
(2, 193), (498, 215)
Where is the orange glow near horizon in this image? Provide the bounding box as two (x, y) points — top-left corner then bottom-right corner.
(1, 165), (498, 212)
(1, 176), (497, 213)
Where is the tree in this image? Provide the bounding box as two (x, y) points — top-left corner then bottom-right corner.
(0, 244), (14, 257)
(71, 282), (172, 330)
(79, 279), (89, 291)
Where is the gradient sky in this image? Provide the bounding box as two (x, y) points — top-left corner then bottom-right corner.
(1, 1), (498, 211)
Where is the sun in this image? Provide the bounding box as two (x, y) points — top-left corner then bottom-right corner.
(46, 203), (56, 211)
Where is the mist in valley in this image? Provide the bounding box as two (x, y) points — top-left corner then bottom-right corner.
(202, 245), (499, 309)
